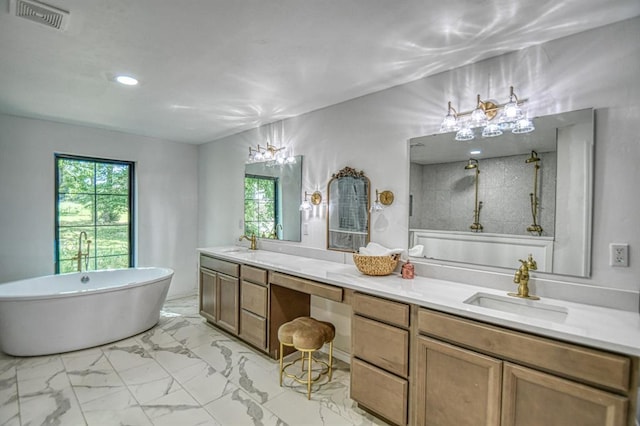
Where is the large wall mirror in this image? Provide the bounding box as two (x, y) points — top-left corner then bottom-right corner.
(409, 108), (593, 277)
(327, 167), (370, 252)
(244, 156), (302, 242)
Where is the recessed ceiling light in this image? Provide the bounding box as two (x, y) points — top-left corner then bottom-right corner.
(470, 150), (482, 155)
(115, 75), (139, 86)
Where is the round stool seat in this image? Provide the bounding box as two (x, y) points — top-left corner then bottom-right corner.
(278, 317), (335, 350)
(277, 317), (335, 399)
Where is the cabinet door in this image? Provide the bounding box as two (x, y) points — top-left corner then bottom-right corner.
(501, 362), (628, 426)
(199, 269), (217, 323)
(217, 273), (239, 334)
(415, 336), (502, 426)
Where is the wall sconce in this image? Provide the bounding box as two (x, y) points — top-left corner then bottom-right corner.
(299, 190), (322, 211)
(440, 86), (535, 141)
(370, 189), (394, 212)
(247, 143), (296, 165)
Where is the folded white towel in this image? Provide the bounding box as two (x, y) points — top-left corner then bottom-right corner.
(408, 245), (424, 257)
(359, 242), (405, 257)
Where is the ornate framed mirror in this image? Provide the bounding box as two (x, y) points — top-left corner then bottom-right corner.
(326, 167), (370, 252)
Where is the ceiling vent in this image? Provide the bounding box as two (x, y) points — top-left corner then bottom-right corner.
(10, 0), (70, 31)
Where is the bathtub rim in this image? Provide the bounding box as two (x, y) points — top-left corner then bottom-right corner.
(0, 267), (174, 302)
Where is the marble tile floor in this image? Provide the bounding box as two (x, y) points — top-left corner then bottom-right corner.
(0, 295), (390, 426)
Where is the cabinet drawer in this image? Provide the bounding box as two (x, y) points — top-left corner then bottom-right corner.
(240, 309), (267, 350)
(200, 255), (239, 278)
(241, 265), (267, 285)
(352, 315), (409, 377)
(418, 309), (632, 393)
(351, 358), (408, 425)
(270, 271), (342, 302)
(352, 292), (409, 327)
(241, 280), (268, 317)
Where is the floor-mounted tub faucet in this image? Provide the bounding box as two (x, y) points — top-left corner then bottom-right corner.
(73, 231), (91, 272)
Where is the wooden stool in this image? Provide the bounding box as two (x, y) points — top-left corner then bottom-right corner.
(277, 317), (335, 399)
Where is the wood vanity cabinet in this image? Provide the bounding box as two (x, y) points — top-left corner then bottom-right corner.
(415, 308), (636, 426)
(351, 292), (411, 425)
(199, 255), (240, 335)
(239, 264), (269, 351)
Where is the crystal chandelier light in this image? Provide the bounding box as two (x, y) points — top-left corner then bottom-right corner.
(439, 86), (534, 141)
(247, 143), (296, 165)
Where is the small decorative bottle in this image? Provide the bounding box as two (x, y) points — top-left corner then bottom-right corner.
(401, 259), (415, 279)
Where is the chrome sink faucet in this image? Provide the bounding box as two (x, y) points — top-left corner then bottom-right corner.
(239, 233), (257, 250)
(508, 254), (540, 300)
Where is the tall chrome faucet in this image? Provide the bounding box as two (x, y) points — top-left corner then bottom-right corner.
(508, 254), (539, 300)
(74, 231), (92, 272)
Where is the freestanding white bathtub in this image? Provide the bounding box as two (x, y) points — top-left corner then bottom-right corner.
(0, 267), (173, 356)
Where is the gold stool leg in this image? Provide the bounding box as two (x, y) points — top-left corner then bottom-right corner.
(307, 350), (313, 400)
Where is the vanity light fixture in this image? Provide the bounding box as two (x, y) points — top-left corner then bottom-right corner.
(247, 143), (295, 165)
(299, 190), (322, 211)
(440, 86), (534, 141)
(370, 189), (394, 213)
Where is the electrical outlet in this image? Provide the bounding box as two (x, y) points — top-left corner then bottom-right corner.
(609, 243), (629, 267)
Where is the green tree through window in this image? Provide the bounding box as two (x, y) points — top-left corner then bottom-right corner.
(244, 175), (278, 238)
(55, 155), (134, 273)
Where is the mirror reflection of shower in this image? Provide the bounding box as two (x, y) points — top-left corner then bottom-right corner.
(525, 150), (543, 235)
(464, 158), (483, 232)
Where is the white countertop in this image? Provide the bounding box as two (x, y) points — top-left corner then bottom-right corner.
(199, 246), (640, 357)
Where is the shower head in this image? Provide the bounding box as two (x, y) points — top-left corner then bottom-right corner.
(525, 150), (540, 163)
(464, 158), (479, 170)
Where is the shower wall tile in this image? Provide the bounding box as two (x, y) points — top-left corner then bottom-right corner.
(414, 153), (557, 236)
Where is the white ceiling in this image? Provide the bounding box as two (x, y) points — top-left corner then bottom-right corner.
(0, 0), (638, 144)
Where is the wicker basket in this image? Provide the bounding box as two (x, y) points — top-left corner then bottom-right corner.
(353, 253), (400, 276)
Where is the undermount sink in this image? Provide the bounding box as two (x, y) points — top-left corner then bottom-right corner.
(220, 247), (249, 254)
(463, 292), (568, 322)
